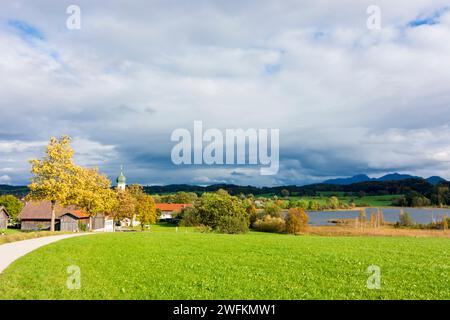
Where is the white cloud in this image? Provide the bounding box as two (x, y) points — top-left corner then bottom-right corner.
(0, 175), (11, 183)
(0, 1), (450, 185)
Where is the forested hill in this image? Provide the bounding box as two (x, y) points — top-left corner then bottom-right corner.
(2, 178), (449, 199)
(0, 184), (29, 198)
(143, 178), (446, 197)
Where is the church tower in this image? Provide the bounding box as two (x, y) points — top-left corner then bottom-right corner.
(116, 165), (126, 191)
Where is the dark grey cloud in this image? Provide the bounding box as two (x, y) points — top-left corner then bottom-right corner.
(1, 1), (450, 186)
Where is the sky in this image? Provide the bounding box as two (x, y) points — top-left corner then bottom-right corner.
(1, 0), (450, 186)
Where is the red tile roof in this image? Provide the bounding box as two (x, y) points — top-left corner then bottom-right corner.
(18, 201), (89, 220)
(155, 203), (192, 212)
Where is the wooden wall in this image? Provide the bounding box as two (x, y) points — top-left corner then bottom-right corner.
(0, 209), (8, 229)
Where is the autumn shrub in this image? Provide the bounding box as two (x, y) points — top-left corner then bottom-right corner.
(253, 215), (286, 233)
(285, 208), (309, 234)
(263, 201), (282, 218)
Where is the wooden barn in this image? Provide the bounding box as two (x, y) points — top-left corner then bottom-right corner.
(18, 201), (90, 231)
(0, 206), (9, 229)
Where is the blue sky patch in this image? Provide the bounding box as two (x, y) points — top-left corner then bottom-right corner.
(408, 7), (449, 27)
(7, 19), (44, 40)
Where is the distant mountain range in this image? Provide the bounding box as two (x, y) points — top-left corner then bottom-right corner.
(0, 173), (448, 199)
(323, 173), (447, 185)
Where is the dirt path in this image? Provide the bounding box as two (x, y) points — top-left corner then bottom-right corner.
(0, 233), (91, 273)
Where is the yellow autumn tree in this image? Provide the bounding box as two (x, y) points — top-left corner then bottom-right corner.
(28, 136), (80, 231)
(112, 189), (136, 225)
(285, 207), (309, 234)
(72, 166), (117, 231)
(128, 184), (157, 230)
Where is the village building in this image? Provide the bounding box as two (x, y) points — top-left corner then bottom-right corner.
(18, 201), (89, 231)
(0, 206), (9, 229)
(18, 201), (115, 232)
(156, 203), (192, 220)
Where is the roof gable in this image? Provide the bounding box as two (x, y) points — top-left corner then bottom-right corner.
(18, 201), (88, 220)
(0, 206), (9, 217)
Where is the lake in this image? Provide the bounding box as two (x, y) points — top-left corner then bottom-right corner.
(307, 207), (450, 226)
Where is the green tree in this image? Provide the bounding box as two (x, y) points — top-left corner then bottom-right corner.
(326, 196), (340, 209)
(194, 192), (249, 233)
(0, 195), (23, 222)
(308, 200), (320, 211)
(280, 189), (290, 198)
(178, 206), (200, 227)
(173, 191), (198, 203)
(28, 136), (80, 231)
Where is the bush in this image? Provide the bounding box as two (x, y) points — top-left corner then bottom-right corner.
(178, 207), (200, 227)
(253, 215), (286, 233)
(78, 221), (87, 232)
(285, 208), (309, 234)
(216, 216), (248, 234)
(263, 201), (282, 218)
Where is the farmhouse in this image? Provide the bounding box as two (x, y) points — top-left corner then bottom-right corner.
(0, 206), (9, 229)
(156, 203), (192, 220)
(18, 201), (112, 232)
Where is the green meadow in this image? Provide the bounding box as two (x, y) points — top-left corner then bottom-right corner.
(0, 225), (449, 300)
(266, 194), (402, 208)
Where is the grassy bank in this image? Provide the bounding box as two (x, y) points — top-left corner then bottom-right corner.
(0, 226), (448, 299)
(0, 230), (71, 245)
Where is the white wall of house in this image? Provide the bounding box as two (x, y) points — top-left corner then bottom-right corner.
(160, 211), (173, 219)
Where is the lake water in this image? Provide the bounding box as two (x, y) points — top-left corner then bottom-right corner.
(306, 208), (450, 226)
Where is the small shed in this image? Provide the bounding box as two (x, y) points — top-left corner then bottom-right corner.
(92, 213), (114, 232)
(0, 206), (9, 229)
(60, 213), (87, 232)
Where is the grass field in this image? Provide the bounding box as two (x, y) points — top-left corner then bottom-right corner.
(0, 225), (449, 300)
(0, 229), (20, 235)
(266, 194), (402, 208)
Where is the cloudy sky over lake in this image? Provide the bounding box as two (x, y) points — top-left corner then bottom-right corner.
(1, 0), (450, 186)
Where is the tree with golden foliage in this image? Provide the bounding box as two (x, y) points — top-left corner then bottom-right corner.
(285, 207), (309, 234)
(128, 184), (157, 230)
(28, 136), (80, 231)
(112, 189), (136, 225)
(72, 167), (117, 231)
